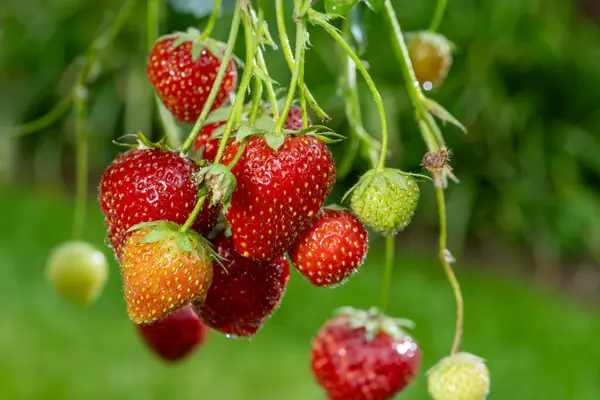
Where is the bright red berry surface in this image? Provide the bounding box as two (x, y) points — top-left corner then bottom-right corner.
(194, 233), (290, 337)
(146, 38), (237, 124)
(193, 105), (311, 163)
(222, 135), (335, 261)
(137, 306), (209, 362)
(290, 209), (368, 287)
(99, 148), (219, 259)
(311, 315), (421, 400)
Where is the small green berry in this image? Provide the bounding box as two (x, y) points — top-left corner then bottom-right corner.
(46, 241), (109, 306)
(348, 168), (420, 236)
(428, 352), (490, 400)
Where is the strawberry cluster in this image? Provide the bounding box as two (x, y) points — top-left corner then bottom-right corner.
(96, 32), (373, 368)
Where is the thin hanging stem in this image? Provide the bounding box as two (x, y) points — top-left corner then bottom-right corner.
(378, 236), (395, 312)
(200, 0), (223, 41)
(72, 86), (88, 240)
(310, 12), (388, 169)
(180, 196), (207, 233)
(429, 0), (448, 33)
(383, 0), (463, 354)
(274, 3), (306, 133)
(256, 8), (279, 120)
(213, 9), (257, 163)
(275, 0), (329, 121)
(7, 96), (73, 137)
(181, 1), (243, 154)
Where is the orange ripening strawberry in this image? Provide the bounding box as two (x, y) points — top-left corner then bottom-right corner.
(146, 30), (237, 124)
(120, 223), (214, 325)
(222, 135), (336, 261)
(290, 208), (368, 287)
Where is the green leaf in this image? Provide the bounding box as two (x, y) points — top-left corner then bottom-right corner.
(140, 228), (171, 244)
(265, 133), (285, 152)
(362, 0), (385, 12)
(325, 0), (358, 15)
(423, 97), (467, 134)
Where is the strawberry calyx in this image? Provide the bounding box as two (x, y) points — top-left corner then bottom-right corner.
(334, 306), (416, 341)
(126, 220), (222, 266)
(112, 131), (173, 152)
(156, 28), (243, 65)
(426, 352), (487, 376)
(196, 163), (237, 211)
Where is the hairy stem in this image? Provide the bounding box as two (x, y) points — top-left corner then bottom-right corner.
(200, 0), (222, 41)
(256, 8), (279, 120)
(180, 195), (207, 233)
(213, 8), (257, 163)
(275, 3), (306, 133)
(181, 1), (242, 154)
(429, 0), (448, 32)
(275, 0), (329, 121)
(227, 139), (248, 170)
(310, 11), (388, 169)
(384, 0), (462, 354)
(436, 185), (463, 354)
(378, 236), (395, 312)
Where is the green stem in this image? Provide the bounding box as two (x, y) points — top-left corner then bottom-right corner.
(180, 195), (207, 233)
(147, 0), (161, 50)
(429, 0), (448, 32)
(275, 0), (330, 121)
(213, 8), (256, 163)
(72, 85), (88, 240)
(298, 45), (309, 128)
(310, 11), (388, 169)
(436, 185), (463, 355)
(181, 1), (243, 154)
(227, 139), (248, 170)
(384, 0), (462, 354)
(256, 8), (279, 120)
(274, 5), (305, 133)
(378, 236), (395, 312)
(200, 0), (222, 41)
(7, 96), (73, 137)
(249, 76), (264, 124)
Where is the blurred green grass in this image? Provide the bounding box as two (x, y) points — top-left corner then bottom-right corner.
(0, 187), (599, 399)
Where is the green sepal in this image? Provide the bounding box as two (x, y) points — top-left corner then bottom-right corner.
(265, 133), (286, 152)
(139, 228), (171, 244)
(334, 306), (415, 342)
(423, 97), (467, 134)
(126, 220), (181, 234)
(307, 9), (342, 25)
(322, 204), (347, 211)
(177, 233), (194, 253)
(325, 0), (358, 15)
(112, 131), (173, 152)
(253, 66), (278, 85)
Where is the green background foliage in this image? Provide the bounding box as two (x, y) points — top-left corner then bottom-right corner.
(1, 0), (599, 398)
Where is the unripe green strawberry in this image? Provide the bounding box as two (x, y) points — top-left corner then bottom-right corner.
(46, 241), (109, 306)
(428, 352), (490, 400)
(348, 168), (420, 235)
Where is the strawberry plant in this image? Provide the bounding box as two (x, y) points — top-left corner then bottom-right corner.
(13, 0), (492, 397)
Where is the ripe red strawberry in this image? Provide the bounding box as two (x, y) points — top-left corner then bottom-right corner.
(146, 32), (237, 124)
(193, 104), (311, 163)
(193, 232), (290, 337)
(311, 308), (421, 400)
(222, 134), (335, 261)
(290, 208), (368, 287)
(137, 306), (209, 363)
(99, 148), (219, 259)
(120, 224), (214, 324)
